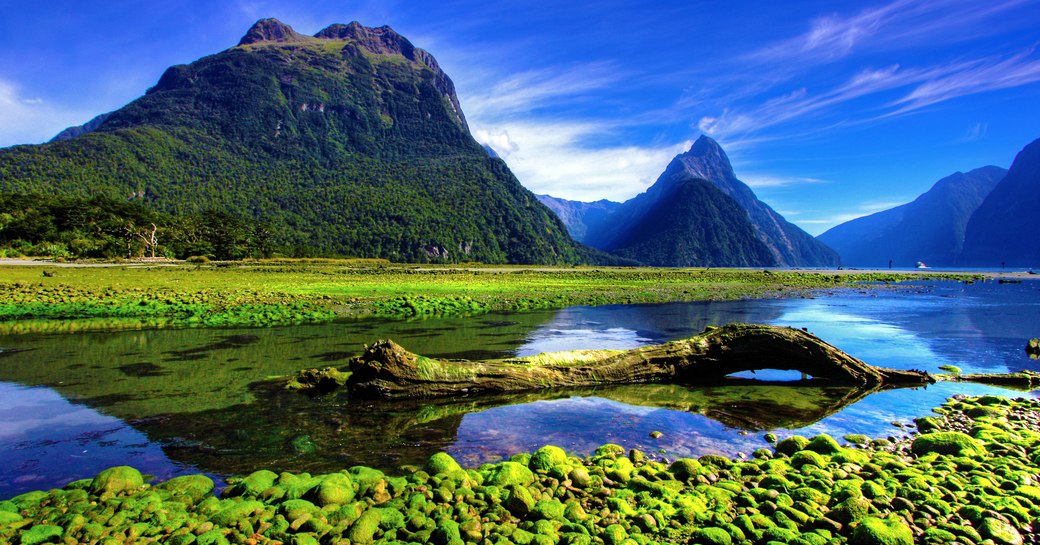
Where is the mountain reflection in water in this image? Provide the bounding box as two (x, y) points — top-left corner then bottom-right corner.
(0, 279), (1037, 496)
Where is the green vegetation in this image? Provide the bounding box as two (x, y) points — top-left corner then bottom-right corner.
(2, 395), (1037, 544)
(0, 31), (584, 264)
(0, 193), (280, 260)
(0, 263), (971, 333)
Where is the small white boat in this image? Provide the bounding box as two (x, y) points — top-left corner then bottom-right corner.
(915, 262), (928, 269)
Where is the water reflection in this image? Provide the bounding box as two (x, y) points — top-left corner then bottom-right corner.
(0, 279), (1038, 498)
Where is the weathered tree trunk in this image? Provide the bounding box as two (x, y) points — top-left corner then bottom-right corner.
(346, 323), (934, 399)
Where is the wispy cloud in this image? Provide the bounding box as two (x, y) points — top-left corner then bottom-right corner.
(747, 0), (1029, 66)
(698, 47), (1040, 141)
(959, 122), (988, 142)
(460, 62), (621, 121)
(740, 174), (828, 188)
(0, 80), (92, 147)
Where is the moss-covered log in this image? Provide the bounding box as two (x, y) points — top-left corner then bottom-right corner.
(940, 371), (1040, 391)
(347, 323), (934, 399)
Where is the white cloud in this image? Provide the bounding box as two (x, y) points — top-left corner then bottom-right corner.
(740, 174), (827, 188)
(472, 128), (519, 157)
(0, 80), (92, 147)
(471, 119), (690, 202)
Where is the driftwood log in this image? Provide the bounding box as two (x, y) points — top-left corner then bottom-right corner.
(346, 323), (934, 399)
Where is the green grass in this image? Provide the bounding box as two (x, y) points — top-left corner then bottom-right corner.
(0, 261), (979, 334)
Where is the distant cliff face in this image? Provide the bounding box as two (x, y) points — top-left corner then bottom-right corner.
(535, 195), (620, 243)
(960, 137), (1040, 267)
(818, 166), (1007, 267)
(582, 136), (839, 267)
(0, 19), (583, 264)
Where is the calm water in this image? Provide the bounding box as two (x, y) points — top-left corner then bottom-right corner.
(0, 279), (1038, 497)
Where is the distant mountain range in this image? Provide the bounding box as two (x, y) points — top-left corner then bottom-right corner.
(541, 137), (840, 267)
(534, 195), (620, 244)
(0, 19), (584, 264)
(817, 166), (1007, 267)
(960, 137), (1040, 267)
(819, 136), (1039, 268)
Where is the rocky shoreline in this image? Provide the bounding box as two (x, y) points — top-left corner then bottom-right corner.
(2, 395), (1037, 545)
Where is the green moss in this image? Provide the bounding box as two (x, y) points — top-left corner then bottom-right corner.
(979, 517), (1024, 545)
(696, 526), (733, 545)
(19, 524), (63, 545)
(776, 436), (809, 456)
(805, 434), (843, 455)
(226, 469), (278, 498)
(89, 466), (144, 497)
(911, 432), (986, 457)
(426, 452), (464, 475)
(529, 445), (569, 473)
(313, 473), (355, 506)
(484, 462), (535, 487)
(850, 517), (913, 545)
(157, 474), (214, 504)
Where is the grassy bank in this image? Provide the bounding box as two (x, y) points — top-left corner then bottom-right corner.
(2, 394), (1037, 544)
(0, 260), (977, 334)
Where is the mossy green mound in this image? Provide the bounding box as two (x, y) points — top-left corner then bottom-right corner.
(911, 431), (986, 456)
(2, 395), (1038, 545)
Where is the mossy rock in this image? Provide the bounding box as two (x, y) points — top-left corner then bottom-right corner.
(90, 466), (144, 497)
(602, 524), (627, 545)
(426, 452), (464, 475)
(594, 444), (626, 459)
(911, 432), (986, 457)
(914, 417), (942, 433)
(195, 529), (231, 545)
(504, 485), (536, 517)
(210, 499), (265, 526)
(842, 434), (870, 446)
(533, 499), (566, 521)
(485, 462), (536, 487)
(979, 517), (1024, 545)
(529, 446), (569, 473)
(830, 496), (871, 524)
(776, 436), (809, 456)
(432, 519), (464, 545)
(696, 526), (733, 545)
(347, 509), (383, 545)
(805, 434), (843, 455)
(157, 474), (214, 504)
(790, 450), (827, 469)
(0, 511), (23, 525)
(313, 473), (355, 506)
(19, 524), (63, 545)
(668, 458), (703, 481)
(224, 469), (278, 498)
(850, 517), (913, 545)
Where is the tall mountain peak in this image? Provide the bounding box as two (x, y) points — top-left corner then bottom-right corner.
(672, 135), (736, 184)
(238, 18), (309, 46)
(689, 135), (726, 158)
(584, 136), (839, 267)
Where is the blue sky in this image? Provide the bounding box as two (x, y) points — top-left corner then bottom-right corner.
(2, 0), (1038, 234)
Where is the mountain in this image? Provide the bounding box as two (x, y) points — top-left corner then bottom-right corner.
(584, 136), (840, 267)
(817, 166), (1006, 267)
(50, 112), (113, 142)
(960, 137), (1040, 267)
(535, 194), (620, 243)
(0, 19), (582, 264)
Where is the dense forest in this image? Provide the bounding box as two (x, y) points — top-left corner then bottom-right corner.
(0, 193), (278, 260)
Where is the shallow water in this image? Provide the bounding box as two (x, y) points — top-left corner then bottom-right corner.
(0, 279), (1038, 497)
